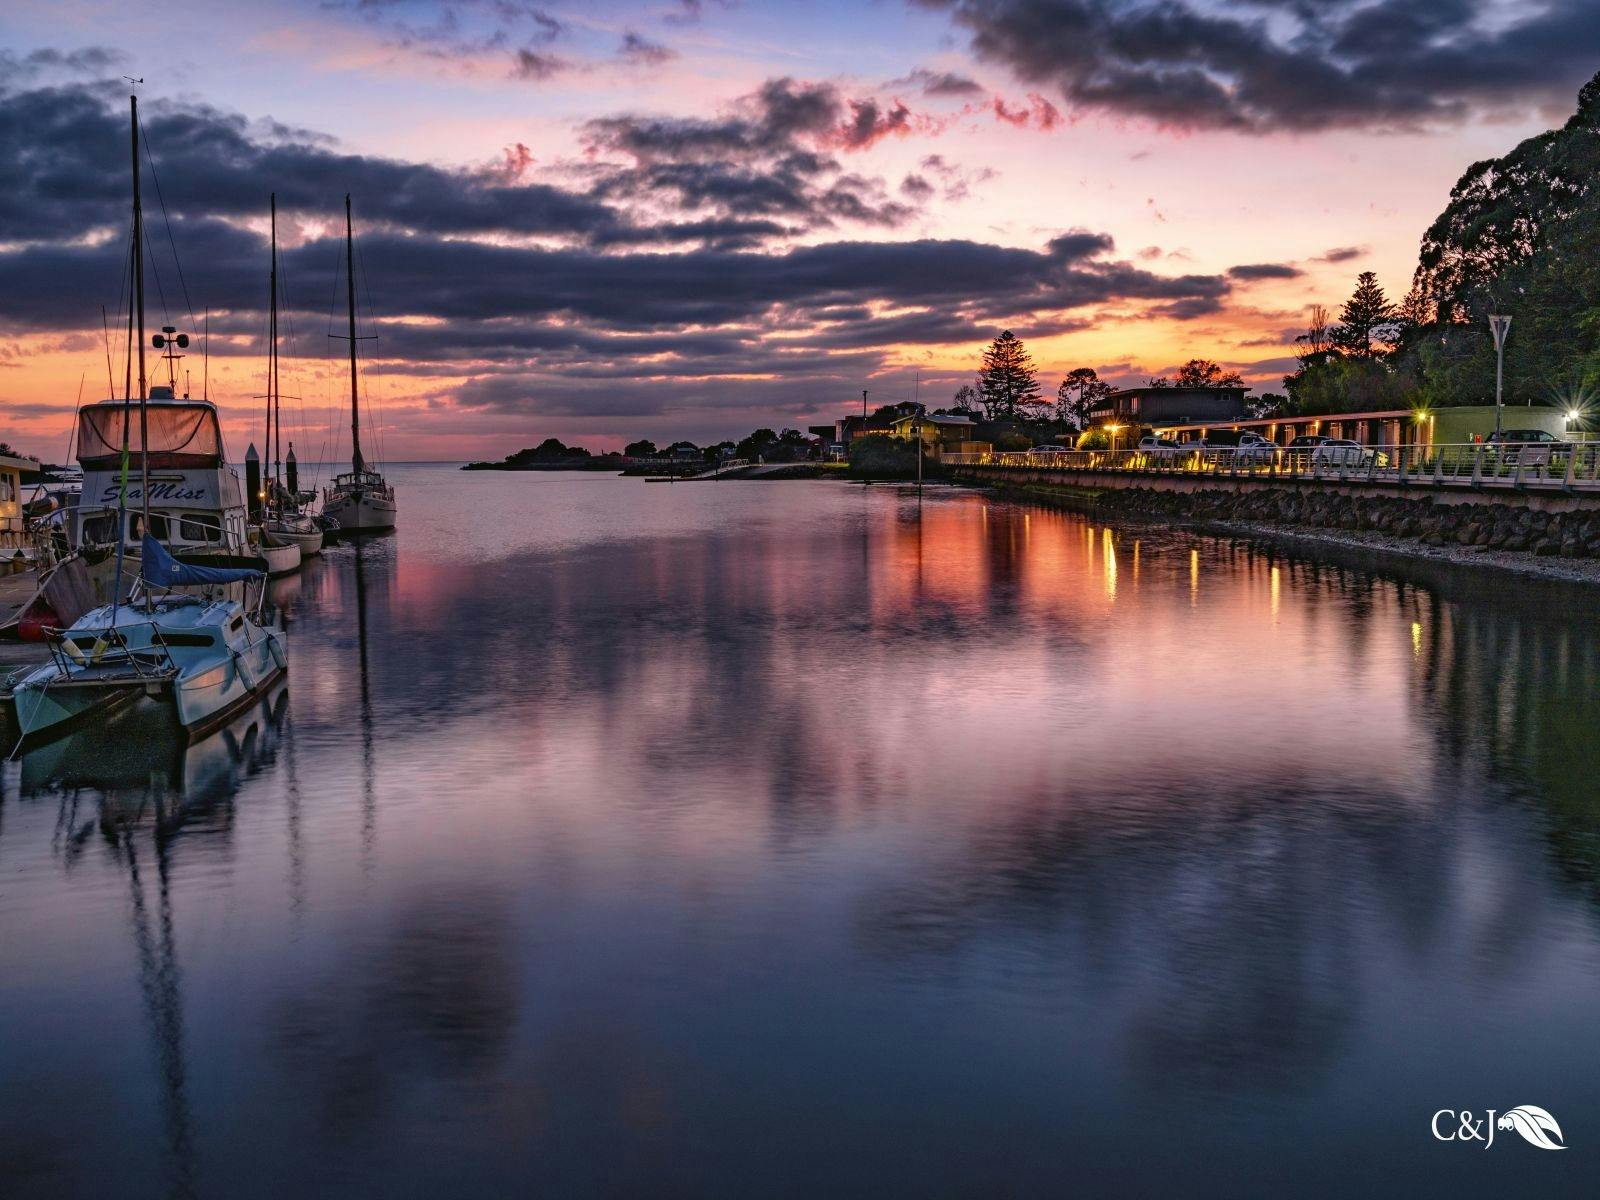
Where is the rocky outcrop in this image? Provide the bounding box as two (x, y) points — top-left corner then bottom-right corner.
(1087, 487), (1600, 560)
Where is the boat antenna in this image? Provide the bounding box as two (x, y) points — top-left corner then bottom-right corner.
(345, 194), (363, 476)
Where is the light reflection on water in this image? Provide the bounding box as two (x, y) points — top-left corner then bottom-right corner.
(2, 466), (1599, 1198)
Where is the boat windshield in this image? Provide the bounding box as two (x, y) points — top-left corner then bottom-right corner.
(334, 471), (387, 488)
(78, 401), (223, 469)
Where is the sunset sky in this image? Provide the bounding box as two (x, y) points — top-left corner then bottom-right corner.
(3, 0), (1597, 461)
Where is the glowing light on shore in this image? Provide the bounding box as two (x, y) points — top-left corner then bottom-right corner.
(1103, 528), (1117, 599)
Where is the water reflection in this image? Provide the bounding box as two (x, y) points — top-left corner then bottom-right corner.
(6, 685), (286, 1199)
(2, 474), (1599, 1197)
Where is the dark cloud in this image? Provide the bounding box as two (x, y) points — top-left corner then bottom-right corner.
(1314, 245), (1367, 263)
(916, 153), (996, 202)
(891, 67), (987, 98)
(0, 82), (618, 243)
(326, 0), (568, 79)
(990, 92), (1062, 129)
(510, 48), (569, 80)
(0, 75), (1232, 425)
(581, 78), (924, 230)
(835, 98), (919, 150)
(617, 32), (677, 66)
(0, 46), (126, 79)
(917, 0), (1600, 132)
(1227, 263), (1304, 281)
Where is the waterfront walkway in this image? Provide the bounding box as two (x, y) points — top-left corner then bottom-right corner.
(946, 442), (1600, 499)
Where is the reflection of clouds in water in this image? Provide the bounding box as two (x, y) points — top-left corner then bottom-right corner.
(13, 480), (1600, 1194)
(270, 886), (519, 1140)
(852, 768), (1580, 1096)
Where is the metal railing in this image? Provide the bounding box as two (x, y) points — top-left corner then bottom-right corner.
(942, 442), (1600, 491)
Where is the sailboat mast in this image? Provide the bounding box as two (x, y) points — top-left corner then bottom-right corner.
(269, 193), (279, 513)
(345, 194), (363, 475)
(132, 94), (150, 535)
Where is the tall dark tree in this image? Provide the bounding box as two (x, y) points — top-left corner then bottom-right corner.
(950, 383), (980, 414)
(624, 439), (658, 458)
(1057, 367), (1111, 429)
(977, 330), (1041, 420)
(1331, 272), (1397, 359)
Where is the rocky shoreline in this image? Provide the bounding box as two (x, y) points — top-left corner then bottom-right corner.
(995, 481), (1600, 586)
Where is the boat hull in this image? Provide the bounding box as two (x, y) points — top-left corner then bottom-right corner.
(9, 672), (151, 748)
(8, 600), (289, 748)
(324, 491), (396, 533)
(256, 542), (302, 577)
(265, 522), (323, 557)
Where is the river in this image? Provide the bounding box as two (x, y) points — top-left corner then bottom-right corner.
(2, 466), (1597, 1197)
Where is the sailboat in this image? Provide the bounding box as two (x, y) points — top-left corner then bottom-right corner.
(7, 94), (289, 749)
(260, 193), (323, 559)
(322, 195), (397, 533)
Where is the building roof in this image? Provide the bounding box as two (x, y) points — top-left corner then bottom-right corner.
(1106, 384), (1248, 398)
(893, 412), (975, 427)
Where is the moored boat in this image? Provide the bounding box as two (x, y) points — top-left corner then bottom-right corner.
(253, 533), (302, 578)
(259, 194), (323, 560)
(322, 195), (397, 534)
(8, 94), (291, 749)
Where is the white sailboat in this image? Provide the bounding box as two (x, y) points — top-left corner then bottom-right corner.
(322, 194), (397, 533)
(260, 193), (323, 558)
(7, 94), (288, 749)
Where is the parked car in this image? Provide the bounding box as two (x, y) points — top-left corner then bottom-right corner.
(1287, 434), (1330, 450)
(1311, 439), (1379, 468)
(1136, 436), (1183, 462)
(1233, 432), (1279, 463)
(1030, 443), (1070, 455)
(1484, 429), (1570, 453)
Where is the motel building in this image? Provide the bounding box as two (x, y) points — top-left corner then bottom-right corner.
(1089, 386), (1574, 450)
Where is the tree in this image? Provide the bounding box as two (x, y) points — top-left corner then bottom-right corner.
(977, 330), (1041, 420)
(736, 427), (778, 460)
(1331, 272), (1397, 359)
(624, 439), (657, 458)
(1247, 392), (1286, 419)
(949, 383), (980, 415)
(1171, 358), (1245, 387)
(1298, 304), (1333, 356)
(1056, 367), (1111, 429)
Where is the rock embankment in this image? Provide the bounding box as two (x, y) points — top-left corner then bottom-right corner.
(1091, 487), (1600, 559)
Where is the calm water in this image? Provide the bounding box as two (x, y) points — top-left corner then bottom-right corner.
(3, 466), (1599, 1197)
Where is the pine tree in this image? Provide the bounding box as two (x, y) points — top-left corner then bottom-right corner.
(1331, 272), (1396, 359)
(977, 330), (1041, 420)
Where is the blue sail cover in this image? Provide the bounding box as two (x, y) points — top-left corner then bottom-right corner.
(141, 533), (262, 586)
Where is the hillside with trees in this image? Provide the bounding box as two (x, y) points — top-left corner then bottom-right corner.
(1283, 69), (1600, 417)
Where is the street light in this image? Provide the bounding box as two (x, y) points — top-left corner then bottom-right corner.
(1106, 423), (1122, 454)
(1488, 313), (1512, 436)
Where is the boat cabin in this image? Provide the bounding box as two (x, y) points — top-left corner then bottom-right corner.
(72, 389), (249, 554)
(331, 470), (394, 497)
